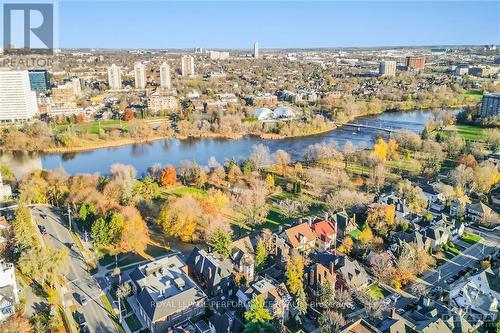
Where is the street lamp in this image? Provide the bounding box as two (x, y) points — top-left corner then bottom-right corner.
(67, 205), (72, 232)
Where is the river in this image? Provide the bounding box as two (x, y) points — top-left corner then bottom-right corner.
(0, 109), (454, 178)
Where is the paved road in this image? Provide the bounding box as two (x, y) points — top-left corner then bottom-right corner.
(419, 236), (499, 289)
(32, 206), (116, 333)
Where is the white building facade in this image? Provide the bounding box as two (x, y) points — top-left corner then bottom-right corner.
(160, 62), (171, 89)
(181, 55), (195, 77)
(107, 64), (122, 90)
(0, 69), (38, 122)
(134, 62), (146, 89)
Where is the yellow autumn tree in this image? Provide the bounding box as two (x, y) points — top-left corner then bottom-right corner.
(359, 224), (373, 245)
(373, 138), (388, 161)
(387, 139), (399, 160)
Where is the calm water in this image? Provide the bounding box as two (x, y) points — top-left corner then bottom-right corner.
(0, 109), (455, 178)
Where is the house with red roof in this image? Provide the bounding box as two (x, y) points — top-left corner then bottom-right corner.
(311, 218), (337, 251)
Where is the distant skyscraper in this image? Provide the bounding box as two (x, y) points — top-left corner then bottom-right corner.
(0, 69), (38, 122)
(107, 64), (122, 90)
(480, 92), (500, 118)
(181, 55), (195, 77)
(405, 56), (425, 71)
(134, 62), (146, 89)
(254, 41), (259, 59)
(379, 60), (396, 77)
(71, 77), (82, 96)
(160, 62), (171, 89)
(28, 69), (50, 91)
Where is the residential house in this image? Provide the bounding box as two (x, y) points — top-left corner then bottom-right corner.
(186, 248), (234, 297)
(450, 196), (471, 217)
(311, 217), (337, 251)
(230, 237), (255, 282)
(306, 251), (339, 299)
(467, 202), (499, 225)
(449, 268), (500, 318)
(340, 318), (381, 333)
(236, 278), (292, 323)
(0, 261), (19, 322)
(208, 311), (243, 333)
(336, 256), (370, 290)
(278, 222), (316, 255)
(331, 210), (357, 238)
(128, 255), (207, 333)
(424, 225), (450, 250)
(377, 193), (410, 219)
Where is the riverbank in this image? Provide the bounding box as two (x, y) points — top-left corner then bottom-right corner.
(37, 122), (338, 154)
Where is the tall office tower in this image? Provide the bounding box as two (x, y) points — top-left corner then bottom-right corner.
(405, 56), (425, 71)
(254, 41), (259, 59)
(134, 62), (146, 89)
(480, 92), (500, 118)
(71, 77), (82, 96)
(181, 55), (195, 77)
(0, 69), (38, 122)
(107, 64), (122, 90)
(28, 69), (50, 91)
(379, 60), (397, 77)
(160, 62), (171, 89)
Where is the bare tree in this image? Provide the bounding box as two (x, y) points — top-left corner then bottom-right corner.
(232, 179), (269, 227)
(249, 144), (271, 169)
(277, 199), (301, 220)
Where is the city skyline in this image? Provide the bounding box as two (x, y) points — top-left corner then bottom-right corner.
(59, 1), (500, 49)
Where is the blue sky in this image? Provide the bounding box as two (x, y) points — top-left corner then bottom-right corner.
(59, 1), (500, 49)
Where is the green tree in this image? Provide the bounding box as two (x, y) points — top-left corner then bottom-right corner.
(13, 203), (38, 251)
(286, 253), (304, 295)
(295, 287), (308, 323)
(91, 217), (109, 245)
(18, 246), (68, 286)
(209, 228), (232, 258)
(255, 239), (267, 268)
(244, 296), (273, 324)
(243, 322), (277, 333)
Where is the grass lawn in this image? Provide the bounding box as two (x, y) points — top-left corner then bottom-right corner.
(461, 90), (483, 100)
(100, 295), (125, 333)
(461, 232), (482, 244)
(439, 124), (486, 142)
(367, 283), (389, 300)
(54, 120), (125, 135)
(125, 314), (143, 331)
(162, 186), (207, 198)
(347, 229), (362, 240)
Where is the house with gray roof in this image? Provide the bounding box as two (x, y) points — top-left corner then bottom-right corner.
(0, 261), (18, 322)
(128, 255), (207, 333)
(186, 247), (234, 297)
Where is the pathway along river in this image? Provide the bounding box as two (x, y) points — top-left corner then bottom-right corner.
(1, 109), (458, 179)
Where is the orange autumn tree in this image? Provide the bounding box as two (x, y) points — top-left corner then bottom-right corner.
(160, 165), (177, 187)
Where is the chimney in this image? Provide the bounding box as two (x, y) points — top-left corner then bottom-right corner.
(208, 267), (213, 280)
(328, 260), (334, 274)
(423, 297), (431, 307)
(307, 217), (313, 226)
(391, 308), (396, 317)
(278, 225), (283, 233)
(324, 212), (329, 221)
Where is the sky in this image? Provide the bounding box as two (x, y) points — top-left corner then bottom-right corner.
(58, 1), (500, 49)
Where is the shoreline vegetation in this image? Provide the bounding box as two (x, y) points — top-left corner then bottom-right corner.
(0, 97), (478, 154)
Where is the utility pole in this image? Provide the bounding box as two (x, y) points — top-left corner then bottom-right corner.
(67, 205), (72, 232)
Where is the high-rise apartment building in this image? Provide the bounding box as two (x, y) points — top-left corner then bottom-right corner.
(160, 62), (171, 89)
(181, 55), (195, 77)
(107, 64), (122, 90)
(209, 50), (230, 60)
(405, 56), (425, 71)
(379, 60), (397, 77)
(28, 69), (50, 91)
(134, 62), (146, 89)
(71, 77), (82, 97)
(254, 41), (259, 59)
(0, 69), (38, 122)
(481, 92), (500, 118)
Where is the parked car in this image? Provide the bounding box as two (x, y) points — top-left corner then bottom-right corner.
(383, 298), (392, 305)
(76, 293), (88, 306)
(38, 225), (47, 236)
(390, 293), (401, 302)
(73, 311), (86, 326)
